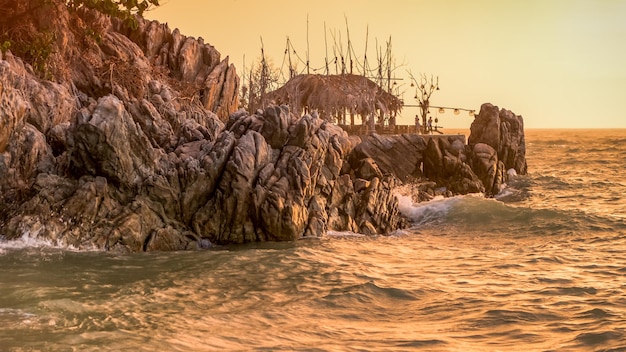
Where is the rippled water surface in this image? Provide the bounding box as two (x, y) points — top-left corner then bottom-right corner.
(1, 129), (626, 351)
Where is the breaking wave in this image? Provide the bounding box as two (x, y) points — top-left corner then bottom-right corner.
(397, 191), (626, 237)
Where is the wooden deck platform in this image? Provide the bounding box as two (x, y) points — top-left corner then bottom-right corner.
(337, 124), (466, 144)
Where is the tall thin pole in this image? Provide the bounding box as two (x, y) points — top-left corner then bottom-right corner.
(260, 36), (268, 109)
(324, 22), (329, 75)
(345, 15), (352, 74)
(287, 37), (294, 79)
(242, 54), (246, 86)
(387, 36), (392, 94)
(363, 24), (369, 77)
(331, 29), (339, 74)
(375, 39), (381, 86)
(306, 14), (310, 74)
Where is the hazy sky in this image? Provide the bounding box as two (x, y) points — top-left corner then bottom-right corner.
(149, 0), (626, 129)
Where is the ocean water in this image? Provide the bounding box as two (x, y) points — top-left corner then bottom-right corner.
(1, 129), (626, 351)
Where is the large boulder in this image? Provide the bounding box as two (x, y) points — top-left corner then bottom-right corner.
(465, 103), (527, 195)
(350, 133), (426, 181)
(469, 103), (527, 175)
(71, 95), (159, 189)
(423, 136), (484, 195)
(469, 143), (504, 195)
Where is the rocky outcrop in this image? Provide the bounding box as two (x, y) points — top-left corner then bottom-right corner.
(1, 88), (407, 250)
(115, 19), (240, 121)
(0, 5), (526, 251)
(468, 103), (527, 195)
(352, 104), (527, 198)
(422, 135), (485, 195)
(0, 14), (409, 250)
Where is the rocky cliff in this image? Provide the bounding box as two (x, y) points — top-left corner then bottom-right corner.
(0, 6), (526, 251)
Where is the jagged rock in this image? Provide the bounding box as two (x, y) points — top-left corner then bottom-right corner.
(117, 17), (239, 121)
(465, 103), (527, 195)
(126, 99), (176, 150)
(355, 158), (384, 181)
(0, 122), (55, 204)
(259, 105), (293, 149)
(350, 133), (426, 181)
(177, 132), (236, 224)
(201, 58), (240, 120)
(192, 130), (274, 244)
(70, 95), (159, 189)
(420, 135), (483, 195)
(47, 122), (71, 157)
(144, 227), (197, 251)
(469, 103), (527, 175)
(355, 176), (405, 235)
(470, 143), (501, 195)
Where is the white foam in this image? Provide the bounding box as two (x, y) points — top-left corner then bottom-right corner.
(396, 194), (457, 226)
(495, 186), (514, 200)
(0, 231), (81, 253)
(326, 230), (366, 237)
(507, 168), (518, 178)
(0, 232), (51, 250)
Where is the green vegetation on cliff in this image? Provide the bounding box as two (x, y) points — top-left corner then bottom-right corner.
(0, 0), (159, 78)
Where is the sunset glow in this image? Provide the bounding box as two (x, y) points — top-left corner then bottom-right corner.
(149, 0), (626, 129)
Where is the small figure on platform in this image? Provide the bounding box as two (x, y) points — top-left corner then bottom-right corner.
(427, 116), (433, 134)
(415, 115), (421, 134)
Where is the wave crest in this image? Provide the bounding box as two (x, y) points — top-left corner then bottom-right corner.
(397, 194), (624, 237)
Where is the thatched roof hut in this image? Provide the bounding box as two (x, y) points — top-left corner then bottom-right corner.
(264, 74), (402, 124)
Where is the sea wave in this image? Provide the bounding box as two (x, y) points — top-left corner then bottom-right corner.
(397, 193), (626, 237)
(0, 232), (85, 254)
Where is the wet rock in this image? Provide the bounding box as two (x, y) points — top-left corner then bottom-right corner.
(421, 135), (484, 195)
(144, 227), (197, 252)
(470, 143), (502, 195)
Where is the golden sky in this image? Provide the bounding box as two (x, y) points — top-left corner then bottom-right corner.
(149, 0), (626, 128)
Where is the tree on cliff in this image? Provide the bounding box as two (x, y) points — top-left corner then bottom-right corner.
(66, 0), (161, 28)
(243, 57), (281, 113)
(0, 0), (160, 78)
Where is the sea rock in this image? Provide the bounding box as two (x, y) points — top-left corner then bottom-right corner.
(466, 103), (527, 195)
(469, 103), (527, 175)
(469, 143), (502, 195)
(423, 136), (484, 195)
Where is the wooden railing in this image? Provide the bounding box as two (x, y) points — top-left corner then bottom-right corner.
(337, 124), (420, 136)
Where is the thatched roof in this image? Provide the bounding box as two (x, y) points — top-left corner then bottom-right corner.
(264, 74), (402, 120)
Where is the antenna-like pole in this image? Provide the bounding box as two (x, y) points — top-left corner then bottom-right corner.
(345, 15), (352, 74)
(324, 22), (329, 75)
(363, 24), (369, 77)
(387, 36), (392, 93)
(286, 37), (294, 79)
(306, 14), (310, 74)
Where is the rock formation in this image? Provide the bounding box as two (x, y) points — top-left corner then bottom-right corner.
(351, 105), (527, 199)
(468, 103), (527, 195)
(0, 5), (526, 252)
